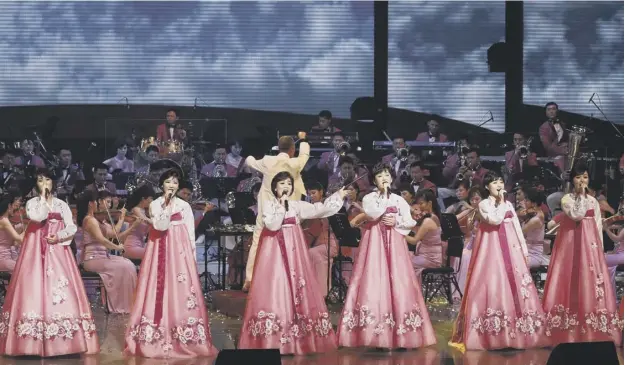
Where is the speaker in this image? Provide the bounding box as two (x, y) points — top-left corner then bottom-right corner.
(215, 349), (281, 365)
(547, 341), (619, 365)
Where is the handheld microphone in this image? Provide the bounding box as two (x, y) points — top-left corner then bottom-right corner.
(588, 93), (596, 104)
(44, 188), (50, 199)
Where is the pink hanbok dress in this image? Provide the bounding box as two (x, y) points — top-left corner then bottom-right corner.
(0, 228), (17, 273)
(337, 192), (436, 350)
(124, 220), (149, 260)
(542, 194), (623, 345)
(124, 196), (218, 359)
(524, 216), (550, 268)
(450, 199), (547, 351)
(0, 197), (99, 357)
(238, 192), (343, 355)
(82, 221), (137, 314)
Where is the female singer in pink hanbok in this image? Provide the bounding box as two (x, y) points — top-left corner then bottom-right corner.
(79, 190), (139, 314)
(0, 169), (99, 357)
(239, 171), (346, 355)
(123, 185), (154, 260)
(542, 163), (623, 345)
(125, 169), (218, 359)
(0, 194), (24, 272)
(450, 171), (547, 351)
(338, 163), (437, 350)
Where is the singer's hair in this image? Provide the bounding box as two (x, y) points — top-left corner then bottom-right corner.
(271, 171), (294, 198)
(482, 170), (503, 189)
(278, 136), (295, 153)
(415, 189), (441, 218)
(127, 185), (154, 209)
(372, 162), (394, 180)
(0, 193), (19, 217)
(569, 161), (589, 183)
(76, 190), (113, 227)
(159, 169), (181, 188)
(33, 168), (57, 194)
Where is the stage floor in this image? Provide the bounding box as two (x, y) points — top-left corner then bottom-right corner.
(0, 292), (622, 365)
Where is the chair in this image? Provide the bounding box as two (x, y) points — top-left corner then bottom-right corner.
(530, 265), (549, 290)
(79, 266), (110, 314)
(421, 236), (464, 304)
(0, 272), (11, 299)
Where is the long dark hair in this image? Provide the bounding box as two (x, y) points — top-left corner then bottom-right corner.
(415, 189), (441, 218)
(126, 185), (154, 209)
(77, 190), (113, 227)
(0, 194), (19, 217)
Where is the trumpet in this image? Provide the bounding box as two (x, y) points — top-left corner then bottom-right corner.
(396, 147), (409, 162)
(517, 137), (533, 159)
(337, 141), (351, 156)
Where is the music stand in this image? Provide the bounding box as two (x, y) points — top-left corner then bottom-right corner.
(440, 213), (464, 298)
(227, 194), (255, 289)
(328, 208), (361, 302)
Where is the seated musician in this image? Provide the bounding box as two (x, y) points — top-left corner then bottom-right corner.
(444, 180), (471, 214)
(405, 161), (436, 196)
(236, 165), (262, 192)
(310, 110), (341, 133)
(0, 194), (24, 272)
(176, 180), (217, 229)
(103, 143), (134, 173)
(406, 189), (443, 285)
(14, 139), (45, 168)
(85, 163), (117, 196)
(342, 183), (364, 284)
(518, 187), (550, 268)
(1, 151), (18, 193)
(226, 141), (244, 171)
(156, 108), (182, 142)
(441, 134), (470, 184)
(301, 182), (338, 297)
(136, 146), (160, 174)
(504, 132), (538, 192)
(538, 102), (568, 172)
(123, 185), (153, 260)
(439, 145), (489, 210)
(55, 148), (86, 200)
(317, 132), (348, 178)
(200, 145), (238, 178)
(516, 184), (551, 221)
(227, 182), (260, 287)
(327, 156), (370, 197)
(587, 182), (616, 216)
(79, 190), (139, 314)
(381, 136), (408, 176)
(416, 119), (448, 142)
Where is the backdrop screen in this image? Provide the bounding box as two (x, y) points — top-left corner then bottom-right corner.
(524, 2), (624, 124)
(388, 2), (506, 132)
(0, 1), (373, 118)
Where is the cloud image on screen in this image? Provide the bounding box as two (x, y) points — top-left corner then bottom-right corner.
(524, 1), (623, 125)
(388, 2), (506, 132)
(0, 1), (373, 118)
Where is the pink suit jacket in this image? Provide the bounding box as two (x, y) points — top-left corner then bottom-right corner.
(539, 121), (568, 157)
(416, 132), (448, 142)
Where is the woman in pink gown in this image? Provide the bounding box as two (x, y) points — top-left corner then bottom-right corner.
(239, 171), (346, 355)
(455, 186), (482, 298)
(123, 185), (153, 260)
(338, 163), (437, 350)
(450, 171), (547, 351)
(125, 169), (218, 359)
(519, 188), (550, 268)
(542, 163), (623, 345)
(79, 190), (140, 314)
(407, 189), (443, 284)
(0, 169), (99, 357)
(0, 194), (24, 272)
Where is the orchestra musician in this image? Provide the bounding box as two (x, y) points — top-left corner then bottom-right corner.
(317, 132), (349, 178)
(14, 139), (45, 169)
(327, 156), (370, 197)
(405, 161), (437, 196)
(0, 194), (24, 273)
(381, 136), (408, 176)
(200, 145), (238, 178)
(55, 148), (85, 199)
(518, 187), (550, 268)
(226, 141), (244, 171)
(310, 110), (341, 133)
(416, 119), (448, 142)
(301, 182), (339, 297)
(136, 145), (160, 174)
(103, 143), (134, 173)
(407, 189), (443, 286)
(123, 184), (153, 260)
(85, 163), (117, 196)
(504, 132), (538, 192)
(156, 108), (182, 142)
(538, 102), (567, 172)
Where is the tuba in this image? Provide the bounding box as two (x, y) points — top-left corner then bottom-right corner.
(562, 126), (589, 192)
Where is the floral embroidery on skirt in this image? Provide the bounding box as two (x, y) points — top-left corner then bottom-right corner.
(0, 311), (96, 340)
